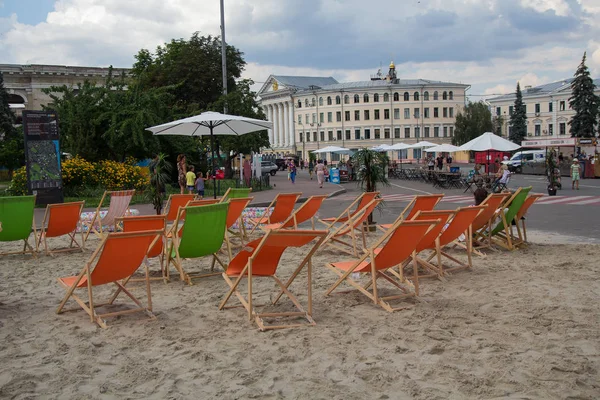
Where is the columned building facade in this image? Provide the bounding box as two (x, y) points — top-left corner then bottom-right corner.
(258, 64), (470, 161)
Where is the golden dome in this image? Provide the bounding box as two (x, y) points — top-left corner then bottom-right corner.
(389, 61), (395, 69)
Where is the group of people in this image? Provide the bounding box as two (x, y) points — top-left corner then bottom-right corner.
(426, 154), (453, 171)
(177, 154), (207, 198)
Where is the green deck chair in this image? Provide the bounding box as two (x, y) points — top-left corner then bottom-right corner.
(0, 195), (37, 256)
(166, 202), (229, 285)
(489, 186), (532, 250)
(220, 187), (252, 203)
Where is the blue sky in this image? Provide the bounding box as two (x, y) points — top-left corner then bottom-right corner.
(0, 0), (599, 99)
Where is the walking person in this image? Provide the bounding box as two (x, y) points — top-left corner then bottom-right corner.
(289, 160), (297, 184)
(177, 154), (187, 194)
(308, 159), (314, 180)
(571, 158), (580, 190)
(315, 159), (326, 188)
(427, 155), (435, 171)
(436, 155), (444, 171)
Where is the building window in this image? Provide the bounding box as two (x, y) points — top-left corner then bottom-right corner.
(328, 130), (334, 140)
(364, 93), (369, 103)
(305, 114), (309, 124)
(344, 95), (350, 104)
(434, 126), (439, 137)
(449, 91), (453, 100)
(414, 108), (420, 119)
(559, 122), (566, 135)
(299, 132), (303, 142)
(319, 97), (323, 106)
(305, 132), (310, 142)
(433, 91), (439, 100)
(393, 108), (400, 119)
(384, 109), (390, 119)
(404, 108), (410, 119)
(535, 103), (540, 114)
(312, 113), (316, 124)
(524, 104), (527, 113)
(423, 91), (429, 101)
(509, 105), (514, 115)
(354, 110), (360, 120)
(404, 127), (410, 138)
(311, 98), (316, 106)
(443, 126), (448, 137)
(297, 100), (302, 108)
(424, 127), (430, 137)
(374, 93), (379, 102)
(355, 129), (360, 140)
(326, 112), (332, 122)
(305, 99), (309, 107)
(331, 153), (340, 162)
(549, 102), (553, 112)
(383, 93), (389, 102)
(548, 123), (553, 135)
(298, 115), (302, 125)
(364, 110), (370, 120)
(320, 131), (325, 141)
(319, 113), (324, 123)
(449, 107), (454, 118)
(415, 126), (420, 138)
(337, 130), (342, 140)
(559, 101), (565, 111)
(345, 130), (351, 140)
(449, 127), (454, 137)
(442, 91), (448, 100)
(354, 94), (360, 103)
(383, 128), (390, 139)
(327, 96), (332, 105)
(394, 127), (400, 138)
(313, 132), (317, 142)
(414, 92), (420, 101)
(394, 92), (400, 101)
(345, 111), (350, 121)
(336, 95), (341, 105)
(496, 107), (501, 116)
(365, 129), (371, 139)
(336, 111), (342, 122)
(535, 125), (541, 136)
(374, 109), (380, 120)
(404, 92), (410, 101)
(424, 108), (430, 118)
(443, 108), (448, 118)
(434, 107), (439, 118)
(374, 129), (381, 139)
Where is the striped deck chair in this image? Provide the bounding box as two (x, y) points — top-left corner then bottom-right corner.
(38, 201), (85, 256)
(0, 195), (37, 257)
(56, 230), (163, 328)
(325, 219), (441, 312)
(319, 191), (380, 229)
(219, 229), (327, 331)
(378, 194), (444, 231)
(261, 195), (328, 231)
(249, 193), (301, 234)
(83, 190), (135, 242)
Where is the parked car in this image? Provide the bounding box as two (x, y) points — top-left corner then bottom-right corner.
(261, 161), (278, 176)
(502, 150), (545, 173)
(275, 159), (287, 171)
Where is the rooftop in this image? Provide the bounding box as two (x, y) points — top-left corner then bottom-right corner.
(271, 75), (339, 90)
(488, 78), (600, 101)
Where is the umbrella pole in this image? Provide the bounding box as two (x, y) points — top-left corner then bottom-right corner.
(211, 128), (217, 199)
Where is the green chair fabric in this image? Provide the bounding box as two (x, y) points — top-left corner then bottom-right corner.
(224, 188), (252, 201)
(176, 202), (229, 259)
(0, 195), (36, 242)
(490, 187), (532, 236)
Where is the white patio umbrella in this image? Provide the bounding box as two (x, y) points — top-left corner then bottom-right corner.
(388, 142), (411, 150)
(371, 144), (393, 152)
(147, 111), (273, 198)
(424, 143), (461, 153)
(311, 145), (351, 153)
(409, 141), (438, 148)
(458, 132), (521, 152)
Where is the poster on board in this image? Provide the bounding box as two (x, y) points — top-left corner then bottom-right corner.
(22, 110), (64, 205)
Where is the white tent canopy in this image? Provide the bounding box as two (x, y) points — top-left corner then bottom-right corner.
(408, 141), (438, 149)
(371, 144), (393, 152)
(424, 144), (461, 153)
(312, 146), (352, 154)
(458, 132), (521, 152)
(388, 142), (412, 150)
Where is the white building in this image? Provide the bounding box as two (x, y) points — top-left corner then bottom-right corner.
(257, 63), (470, 161)
(487, 78), (600, 139)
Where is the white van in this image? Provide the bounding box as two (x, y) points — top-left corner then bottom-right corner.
(502, 150), (545, 173)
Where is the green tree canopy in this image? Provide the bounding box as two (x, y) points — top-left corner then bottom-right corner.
(509, 82), (527, 144)
(0, 73), (24, 174)
(569, 52), (599, 138)
(451, 101), (493, 146)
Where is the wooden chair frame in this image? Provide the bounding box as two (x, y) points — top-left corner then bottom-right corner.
(249, 193), (302, 234)
(378, 194), (444, 231)
(515, 194), (544, 244)
(223, 197), (254, 261)
(318, 191), (380, 229)
(260, 195), (328, 232)
(37, 201), (85, 256)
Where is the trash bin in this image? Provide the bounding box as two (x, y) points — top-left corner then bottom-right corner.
(329, 168), (340, 184)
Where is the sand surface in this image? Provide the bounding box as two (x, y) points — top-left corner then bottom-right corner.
(1, 231), (599, 399)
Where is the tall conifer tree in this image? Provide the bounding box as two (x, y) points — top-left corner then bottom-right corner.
(509, 82), (527, 144)
(568, 52), (599, 138)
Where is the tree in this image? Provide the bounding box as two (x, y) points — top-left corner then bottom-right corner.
(568, 52), (600, 138)
(492, 115), (505, 136)
(509, 82), (527, 144)
(0, 73), (24, 176)
(452, 102), (493, 146)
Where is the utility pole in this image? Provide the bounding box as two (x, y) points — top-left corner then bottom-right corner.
(220, 0), (228, 113)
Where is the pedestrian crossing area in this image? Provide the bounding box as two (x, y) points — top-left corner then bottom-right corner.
(330, 193), (600, 206)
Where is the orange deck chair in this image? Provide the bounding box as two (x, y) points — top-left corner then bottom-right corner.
(224, 197), (254, 260)
(37, 201), (85, 256)
(320, 198), (382, 257)
(164, 194), (196, 224)
(515, 194), (544, 244)
(319, 191), (380, 229)
(56, 230), (162, 328)
(325, 219), (441, 312)
(116, 215), (167, 282)
(219, 229), (327, 331)
(418, 206), (486, 277)
(378, 194), (444, 231)
(261, 195), (328, 231)
(249, 193), (301, 234)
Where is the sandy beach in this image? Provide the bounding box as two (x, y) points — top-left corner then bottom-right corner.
(1, 231), (599, 399)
